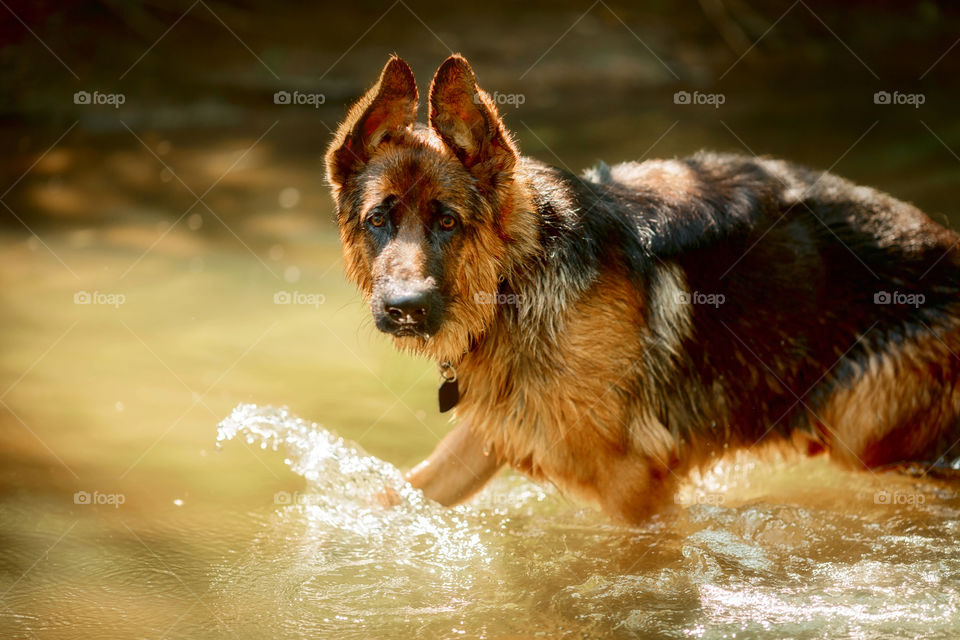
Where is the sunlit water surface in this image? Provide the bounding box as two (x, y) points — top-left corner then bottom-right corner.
(207, 404), (960, 639)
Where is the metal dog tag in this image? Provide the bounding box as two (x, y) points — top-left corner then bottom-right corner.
(438, 377), (459, 413)
(438, 361), (459, 413)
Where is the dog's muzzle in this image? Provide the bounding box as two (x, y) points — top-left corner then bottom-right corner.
(374, 282), (443, 338)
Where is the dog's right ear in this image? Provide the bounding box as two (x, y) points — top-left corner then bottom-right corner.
(325, 56), (418, 193)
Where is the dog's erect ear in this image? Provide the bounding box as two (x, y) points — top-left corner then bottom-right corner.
(429, 55), (518, 188)
(326, 56), (418, 191)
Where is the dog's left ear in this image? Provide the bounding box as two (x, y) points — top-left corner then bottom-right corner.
(429, 55), (518, 189)
(326, 56), (419, 193)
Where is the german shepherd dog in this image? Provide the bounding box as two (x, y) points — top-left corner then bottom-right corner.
(326, 55), (960, 522)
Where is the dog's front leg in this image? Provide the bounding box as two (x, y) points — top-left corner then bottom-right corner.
(405, 421), (503, 506)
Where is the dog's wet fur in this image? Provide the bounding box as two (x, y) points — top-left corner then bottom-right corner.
(326, 55), (960, 522)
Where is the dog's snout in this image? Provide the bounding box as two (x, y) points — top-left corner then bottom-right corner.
(384, 291), (430, 323)
(374, 280), (442, 337)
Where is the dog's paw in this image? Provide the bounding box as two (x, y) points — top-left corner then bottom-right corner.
(373, 485), (403, 508)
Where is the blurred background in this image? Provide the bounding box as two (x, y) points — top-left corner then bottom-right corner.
(2, 1), (960, 637)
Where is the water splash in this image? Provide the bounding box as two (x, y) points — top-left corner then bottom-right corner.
(216, 403), (489, 565)
(217, 403), (426, 508)
(213, 404), (960, 639)
(212, 404), (579, 638)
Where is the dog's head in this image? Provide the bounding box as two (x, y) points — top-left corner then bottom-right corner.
(326, 55), (535, 361)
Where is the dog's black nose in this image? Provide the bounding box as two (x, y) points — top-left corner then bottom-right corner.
(384, 292), (429, 323)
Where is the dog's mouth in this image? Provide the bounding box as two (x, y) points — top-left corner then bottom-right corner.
(392, 326), (431, 339)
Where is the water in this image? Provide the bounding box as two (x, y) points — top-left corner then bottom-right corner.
(205, 404), (960, 639)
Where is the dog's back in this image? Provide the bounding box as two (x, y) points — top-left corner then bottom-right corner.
(563, 151), (960, 467)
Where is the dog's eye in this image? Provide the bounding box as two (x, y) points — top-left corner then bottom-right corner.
(369, 213), (387, 228)
(438, 214), (458, 230)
